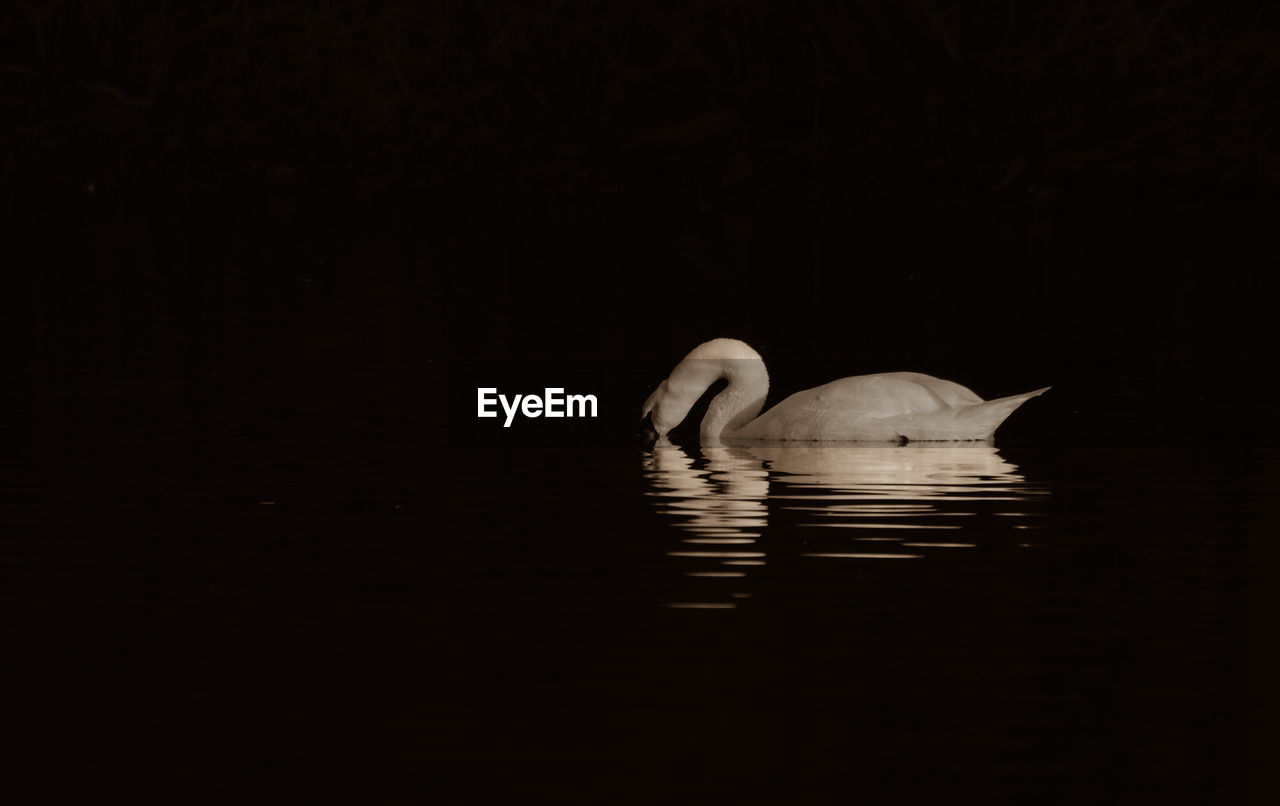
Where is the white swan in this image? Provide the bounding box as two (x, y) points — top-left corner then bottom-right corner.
(641, 338), (1048, 442)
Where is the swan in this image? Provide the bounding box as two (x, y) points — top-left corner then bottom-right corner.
(641, 338), (1048, 443)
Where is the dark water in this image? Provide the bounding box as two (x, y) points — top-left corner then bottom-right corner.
(433, 387), (1279, 802)
(3, 201), (1278, 800)
(644, 441), (1049, 609)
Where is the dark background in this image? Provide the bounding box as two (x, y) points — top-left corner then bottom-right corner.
(4, 1), (1278, 360)
(3, 1), (1276, 374)
(2, 1), (1278, 800)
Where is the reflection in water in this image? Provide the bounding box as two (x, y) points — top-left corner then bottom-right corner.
(642, 439), (1049, 609)
(641, 442), (770, 609)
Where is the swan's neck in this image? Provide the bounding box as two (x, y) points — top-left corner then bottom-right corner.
(700, 359), (769, 440)
(644, 339), (770, 440)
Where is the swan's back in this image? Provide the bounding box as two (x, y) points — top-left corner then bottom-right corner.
(734, 372), (1044, 442)
(883, 372), (982, 408)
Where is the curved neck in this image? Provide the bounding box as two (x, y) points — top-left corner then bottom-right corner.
(699, 359), (769, 440)
(645, 339), (770, 440)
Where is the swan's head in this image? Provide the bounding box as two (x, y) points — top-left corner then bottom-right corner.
(640, 378), (685, 438)
(641, 339), (768, 439)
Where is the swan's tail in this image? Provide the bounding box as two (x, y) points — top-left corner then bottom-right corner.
(952, 386), (1050, 439)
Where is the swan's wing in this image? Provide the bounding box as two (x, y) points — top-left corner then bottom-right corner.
(876, 372), (982, 407)
(736, 374), (958, 441)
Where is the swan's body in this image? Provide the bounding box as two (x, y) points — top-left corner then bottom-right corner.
(641, 338), (1048, 442)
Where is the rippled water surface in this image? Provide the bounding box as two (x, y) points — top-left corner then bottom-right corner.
(435, 383), (1280, 801)
(6, 185), (1280, 803)
(645, 441), (1049, 609)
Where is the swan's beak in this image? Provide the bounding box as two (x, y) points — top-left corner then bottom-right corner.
(637, 412), (658, 448)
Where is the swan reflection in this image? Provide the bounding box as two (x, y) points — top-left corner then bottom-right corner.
(642, 439), (1048, 609)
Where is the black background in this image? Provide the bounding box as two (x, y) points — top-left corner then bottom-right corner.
(2, 1), (1278, 800)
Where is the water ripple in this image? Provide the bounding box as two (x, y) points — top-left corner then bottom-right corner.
(642, 440), (1050, 610)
